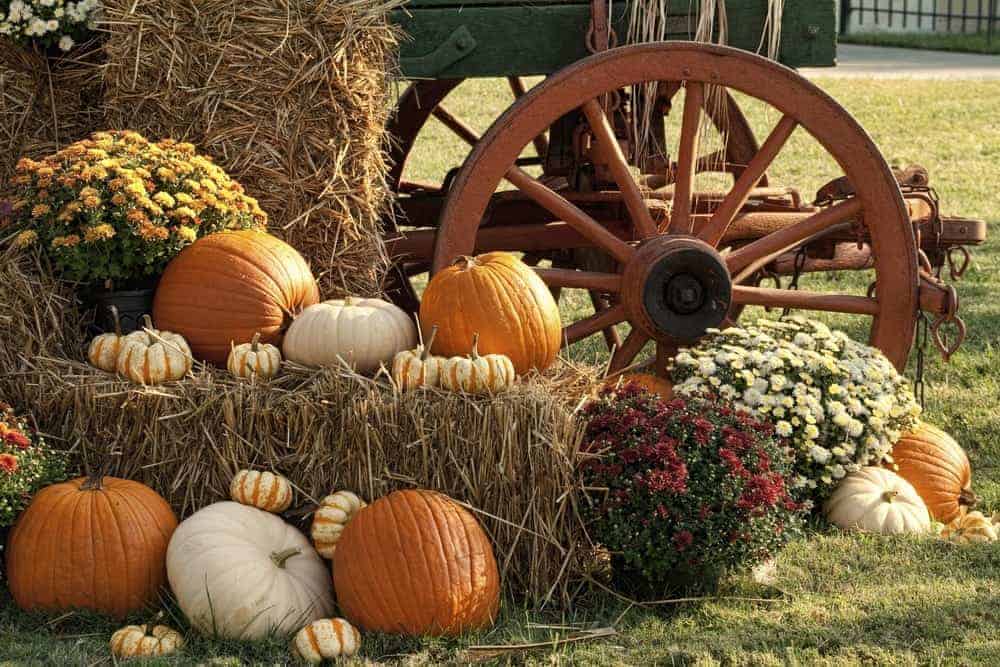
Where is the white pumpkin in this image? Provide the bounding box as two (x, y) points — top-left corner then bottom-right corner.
(824, 467), (931, 535)
(391, 325), (446, 391)
(87, 305), (126, 373)
(291, 618), (361, 663)
(166, 501), (334, 639)
(116, 315), (192, 385)
(228, 332), (282, 380)
(440, 333), (516, 394)
(311, 490), (366, 559)
(283, 297), (417, 374)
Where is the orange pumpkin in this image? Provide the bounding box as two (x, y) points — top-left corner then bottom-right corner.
(153, 230), (320, 365)
(890, 422), (977, 523)
(5, 475), (178, 618)
(332, 489), (500, 636)
(419, 252), (561, 375)
(603, 372), (673, 400)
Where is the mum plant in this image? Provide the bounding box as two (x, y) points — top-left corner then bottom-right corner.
(9, 130), (266, 287)
(0, 402), (67, 529)
(670, 317), (921, 503)
(0, 0), (100, 53)
(581, 385), (804, 589)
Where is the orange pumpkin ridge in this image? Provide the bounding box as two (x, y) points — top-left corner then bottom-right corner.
(5, 475), (177, 618)
(890, 422), (976, 523)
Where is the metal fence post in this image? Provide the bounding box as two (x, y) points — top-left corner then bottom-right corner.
(840, 0), (852, 34)
(989, 0), (996, 45)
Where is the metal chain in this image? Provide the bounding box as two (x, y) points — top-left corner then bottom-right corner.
(781, 245), (808, 319)
(914, 311), (930, 409)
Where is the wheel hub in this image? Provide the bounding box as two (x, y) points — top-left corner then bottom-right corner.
(623, 236), (732, 342)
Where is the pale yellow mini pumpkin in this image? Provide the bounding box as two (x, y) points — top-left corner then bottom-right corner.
(115, 315), (192, 385)
(941, 510), (997, 544)
(392, 325), (446, 391)
(824, 467), (931, 535)
(228, 332), (282, 380)
(230, 469), (293, 513)
(110, 621), (184, 659)
(291, 617), (361, 663)
(440, 333), (516, 394)
(311, 490), (366, 559)
(87, 305), (126, 373)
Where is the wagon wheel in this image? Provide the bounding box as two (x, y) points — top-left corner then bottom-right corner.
(430, 42), (919, 374)
(384, 75), (768, 319)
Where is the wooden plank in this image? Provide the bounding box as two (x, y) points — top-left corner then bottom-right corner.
(395, 0), (835, 78)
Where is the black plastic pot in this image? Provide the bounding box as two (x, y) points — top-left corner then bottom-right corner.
(86, 286), (157, 335)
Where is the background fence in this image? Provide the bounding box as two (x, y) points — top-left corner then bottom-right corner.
(840, 0), (998, 44)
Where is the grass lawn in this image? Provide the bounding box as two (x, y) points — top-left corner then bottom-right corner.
(841, 31), (1000, 55)
(2, 77), (999, 664)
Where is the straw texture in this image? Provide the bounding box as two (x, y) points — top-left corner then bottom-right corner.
(0, 249), (594, 604)
(101, 0), (402, 296)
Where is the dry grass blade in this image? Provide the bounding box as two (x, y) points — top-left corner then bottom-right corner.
(460, 627), (618, 662)
(0, 249), (597, 604)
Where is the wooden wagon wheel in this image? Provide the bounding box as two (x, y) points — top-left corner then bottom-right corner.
(430, 42), (919, 373)
(385, 73), (769, 324)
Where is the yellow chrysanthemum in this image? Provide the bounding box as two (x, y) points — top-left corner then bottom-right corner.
(174, 192), (194, 205)
(127, 209), (150, 225)
(138, 223), (169, 241)
(172, 206), (197, 220)
(11, 230), (37, 249)
(111, 193), (128, 206)
(156, 167), (177, 181)
(51, 235), (81, 248)
(82, 196), (102, 209)
(84, 224), (116, 242)
(176, 226), (198, 243)
(31, 203), (51, 218)
(153, 192), (176, 208)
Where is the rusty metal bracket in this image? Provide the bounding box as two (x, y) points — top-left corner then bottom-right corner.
(586, 0), (617, 53)
(918, 270), (965, 361)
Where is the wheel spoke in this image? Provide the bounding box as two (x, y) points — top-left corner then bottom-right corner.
(534, 267), (622, 292)
(591, 292), (623, 350)
(505, 166), (635, 264)
(582, 99), (658, 239)
(668, 81), (704, 234)
(654, 341), (676, 377)
(731, 285), (879, 316)
(726, 198), (863, 274)
(608, 328), (650, 374)
(564, 304), (626, 345)
(699, 115), (798, 246)
(431, 105), (480, 147)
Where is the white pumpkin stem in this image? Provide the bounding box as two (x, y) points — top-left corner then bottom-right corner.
(881, 490), (899, 503)
(251, 332), (261, 353)
(422, 325), (439, 360)
(270, 547), (301, 568)
(141, 314), (156, 344)
(470, 332), (481, 360)
(108, 304), (121, 337)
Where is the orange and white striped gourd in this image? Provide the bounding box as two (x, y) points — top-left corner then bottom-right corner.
(392, 325), (446, 391)
(291, 618), (361, 663)
(941, 510), (997, 544)
(228, 332), (282, 380)
(230, 469), (293, 513)
(311, 490), (366, 559)
(440, 333), (516, 395)
(110, 621), (184, 659)
(115, 315), (192, 385)
(87, 305), (126, 373)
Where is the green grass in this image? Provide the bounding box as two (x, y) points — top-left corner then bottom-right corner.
(841, 30), (1000, 55)
(3, 78), (1000, 664)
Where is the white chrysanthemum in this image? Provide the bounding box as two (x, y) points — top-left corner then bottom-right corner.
(58, 34), (74, 51)
(775, 421), (793, 437)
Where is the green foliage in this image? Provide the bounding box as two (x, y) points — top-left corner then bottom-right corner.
(0, 402), (67, 528)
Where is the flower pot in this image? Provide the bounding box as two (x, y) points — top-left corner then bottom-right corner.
(87, 286), (158, 335)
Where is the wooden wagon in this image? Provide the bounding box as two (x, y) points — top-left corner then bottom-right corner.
(383, 0), (986, 376)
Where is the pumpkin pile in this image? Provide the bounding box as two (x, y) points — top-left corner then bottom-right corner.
(87, 314), (193, 385)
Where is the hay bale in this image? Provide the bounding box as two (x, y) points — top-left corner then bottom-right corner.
(0, 248), (593, 604)
(101, 0), (400, 297)
(0, 42), (105, 184)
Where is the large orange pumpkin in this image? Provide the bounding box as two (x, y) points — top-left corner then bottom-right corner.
(890, 421), (977, 523)
(5, 475), (178, 618)
(419, 252), (561, 375)
(332, 489), (500, 636)
(153, 230), (319, 364)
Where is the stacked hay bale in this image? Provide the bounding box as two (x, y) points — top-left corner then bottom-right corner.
(100, 0), (400, 295)
(0, 42), (105, 183)
(0, 249), (591, 605)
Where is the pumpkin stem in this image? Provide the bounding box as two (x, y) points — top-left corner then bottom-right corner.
(108, 304), (121, 337)
(959, 487), (978, 508)
(80, 473), (104, 491)
(270, 547), (301, 568)
(251, 332), (261, 353)
(143, 611), (164, 637)
(454, 255), (477, 271)
(881, 490), (899, 503)
(470, 332), (481, 360)
(421, 325), (439, 361)
(141, 314), (155, 344)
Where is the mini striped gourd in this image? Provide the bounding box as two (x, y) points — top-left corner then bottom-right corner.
(439, 333), (516, 394)
(392, 325), (446, 391)
(230, 470), (293, 513)
(311, 490), (366, 559)
(291, 618), (361, 663)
